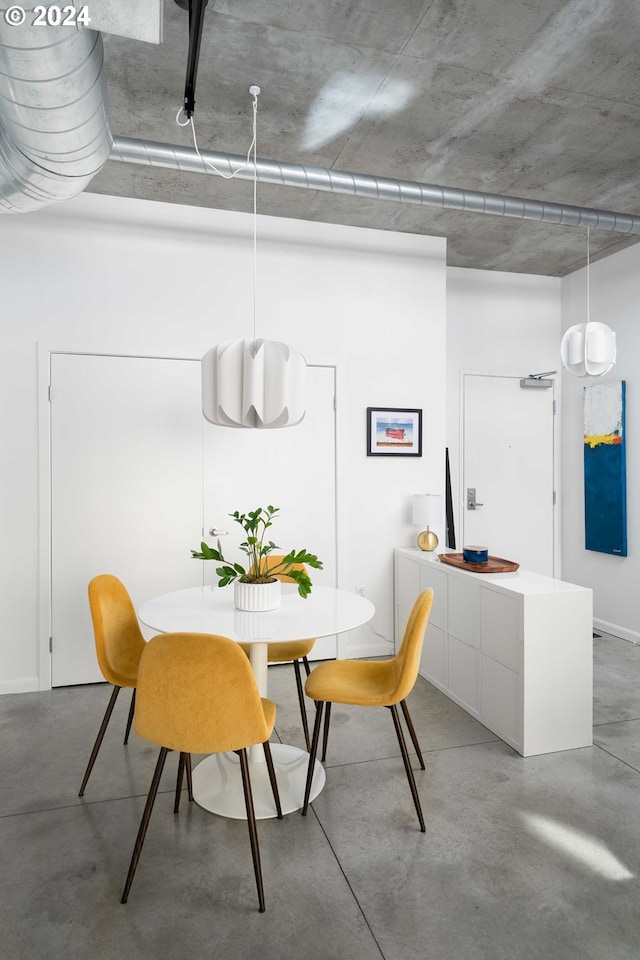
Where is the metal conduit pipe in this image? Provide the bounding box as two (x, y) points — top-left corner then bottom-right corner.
(0, 20), (112, 213)
(111, 135), (640, 236)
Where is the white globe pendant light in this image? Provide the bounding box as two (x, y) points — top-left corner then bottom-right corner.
(202, 338), (306, 428)
(560, 322), (616, 378)
(560, 229), (616, 378)
(201, 86), (306, 428)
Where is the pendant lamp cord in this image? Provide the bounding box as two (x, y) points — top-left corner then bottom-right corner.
(178, 88), (260, 341)
(586, 227), (590, 329)
(585, 227), (593, 375)
(252, 88), (258, 342)
(176, 91), (258, 182)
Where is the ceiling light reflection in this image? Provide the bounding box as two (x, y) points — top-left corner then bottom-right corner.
(302, 72), (413, 151)
(522, 812), (634, 882)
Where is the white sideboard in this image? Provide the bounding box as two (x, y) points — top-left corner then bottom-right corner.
(394, 547), (593, 757)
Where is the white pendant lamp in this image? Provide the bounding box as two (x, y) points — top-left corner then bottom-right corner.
(202, 338), (306, 428)
(560, 229), (616, 378)
(201, 86), (306, 428)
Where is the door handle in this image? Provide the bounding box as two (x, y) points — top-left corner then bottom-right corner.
(466, 488), (484, 510)
(209, 528), (229, 536)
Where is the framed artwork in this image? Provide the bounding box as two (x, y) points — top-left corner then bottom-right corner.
(366, 407), (422, 457)
(584, 380), (627, 556)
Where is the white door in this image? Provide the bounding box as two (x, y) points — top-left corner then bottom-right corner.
(50, 354), (205, 685)
(49, 354), (336, 685)
(201, 366), (337, 659)
(462, 374), (555, 576)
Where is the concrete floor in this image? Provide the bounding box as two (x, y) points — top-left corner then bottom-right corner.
(2, 632), (640, 960)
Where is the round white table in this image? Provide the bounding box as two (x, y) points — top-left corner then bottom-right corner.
(138, 584), (375, 819)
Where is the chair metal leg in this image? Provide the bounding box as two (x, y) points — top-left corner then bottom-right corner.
(175, 753), (194, 812)
(389, 704), (425, 832)
(78, 684), (121, 797)
(400, 699), (425, 770)
(185, 753), (193, 801)
(293, 658), (311, 750)
(123, 688), (136, 745)
(302, 701), (324, 816)
(321, 702), (332, 762)
(262, 740), (283, 819)
(302, 655), (311, 677)
(174, 752), (186, 813)
(121, 746), (169, 903)
(238, 747), (266, 912)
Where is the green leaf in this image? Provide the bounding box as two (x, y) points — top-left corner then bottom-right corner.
(288, 568), (312, 598)
(190, 540), (225, 561)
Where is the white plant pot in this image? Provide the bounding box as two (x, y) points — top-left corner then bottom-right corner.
(234, 578), (281, 612)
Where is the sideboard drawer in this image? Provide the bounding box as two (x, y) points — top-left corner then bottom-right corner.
(420, 564), (447, 631)
(396, 553), (421, 612)
(480, 656), (519, 744)
(448, 635), (479, 712)
(448, 576), (479, 648)
(421, 622), (447, 687)
(480, 589), (520, 671)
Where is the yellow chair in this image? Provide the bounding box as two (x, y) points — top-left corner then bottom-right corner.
(80, 574), (193, 808)
(302, 589), (434, 831)
(78, 578), (148, 785)
(120, 632), (282, 912)
(238, 556), (315, 750)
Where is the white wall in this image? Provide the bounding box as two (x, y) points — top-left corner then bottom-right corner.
(561, 243), (639, 642)
(446, 266), (562, 549)
(0, 193), (446, 692)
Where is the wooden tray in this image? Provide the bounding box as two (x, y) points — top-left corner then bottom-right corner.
(437, 553), (519, 573)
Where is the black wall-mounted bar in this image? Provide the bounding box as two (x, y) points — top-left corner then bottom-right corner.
(182, 0), (209, 118)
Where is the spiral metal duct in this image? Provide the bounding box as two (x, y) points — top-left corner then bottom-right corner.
(0, 17), (112, 213)
(111, 135), (640, 236)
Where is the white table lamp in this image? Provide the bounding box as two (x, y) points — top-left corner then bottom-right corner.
(412, 494), (443, 551)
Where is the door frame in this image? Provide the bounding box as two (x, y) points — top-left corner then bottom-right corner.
(459, 370), (560, 578)
(38, 345), (339, 690)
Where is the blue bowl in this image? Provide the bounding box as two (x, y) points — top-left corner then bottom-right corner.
(463, 545), (489, 564)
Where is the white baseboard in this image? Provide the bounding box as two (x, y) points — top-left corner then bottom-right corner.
(594, 618), (640, 645)
(0, 677), (40, 695)
(344, 637), (393, 659)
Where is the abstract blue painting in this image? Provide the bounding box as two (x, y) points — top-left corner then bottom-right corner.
(584, 380), (627, 556)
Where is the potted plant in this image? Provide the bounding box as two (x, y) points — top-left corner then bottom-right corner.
(191, 505), (323, 611)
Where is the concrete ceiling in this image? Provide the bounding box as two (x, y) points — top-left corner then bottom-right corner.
(87, 0), (640, 276)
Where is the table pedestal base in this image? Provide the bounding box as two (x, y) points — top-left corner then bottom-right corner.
(191, 743), (326, 819)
